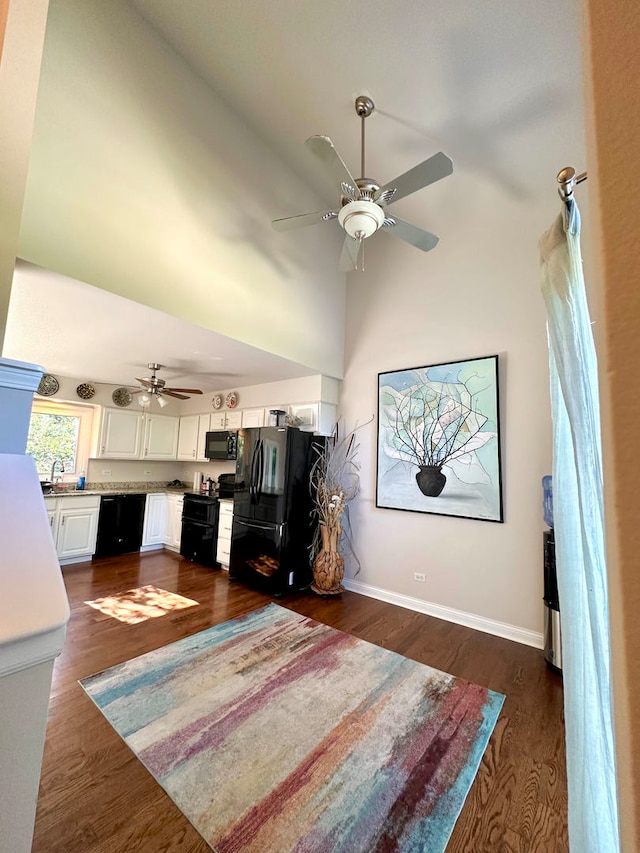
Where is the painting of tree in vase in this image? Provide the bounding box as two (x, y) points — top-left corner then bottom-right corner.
(377, 355), (503, 522)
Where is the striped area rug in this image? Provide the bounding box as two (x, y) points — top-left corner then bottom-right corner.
(80, 604), (504, 852)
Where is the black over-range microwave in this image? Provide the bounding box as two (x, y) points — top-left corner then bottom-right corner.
(204, 430), (238, 460)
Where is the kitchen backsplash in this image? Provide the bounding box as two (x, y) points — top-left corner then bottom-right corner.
(86, 458), (235, 484)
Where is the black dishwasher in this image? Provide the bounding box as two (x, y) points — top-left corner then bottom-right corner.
(94, 493), (146, 557)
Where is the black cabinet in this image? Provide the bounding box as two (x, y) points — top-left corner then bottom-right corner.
(94, 494), (146, 557)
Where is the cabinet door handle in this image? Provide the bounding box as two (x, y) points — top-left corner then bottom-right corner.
(50, 517), (54, 528)
(192, 450), (196, 458)
(61, 517), (65, 526)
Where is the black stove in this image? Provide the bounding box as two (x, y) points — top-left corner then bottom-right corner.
(180, 493), (220, 567)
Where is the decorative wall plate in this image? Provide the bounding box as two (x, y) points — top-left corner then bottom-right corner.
(212, 394), (222, 410)
(76, 382), (96, 400)
(225, 391), (238, 409)
(112, 387), (133, 407)
(37, 373), (59, 396)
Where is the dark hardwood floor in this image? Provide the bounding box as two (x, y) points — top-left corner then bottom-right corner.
(32, 550), (567, 852)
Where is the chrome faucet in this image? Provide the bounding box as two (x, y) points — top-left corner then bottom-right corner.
(50, 459), (65, 484)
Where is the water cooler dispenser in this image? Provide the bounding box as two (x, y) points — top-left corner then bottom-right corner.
(542, 476), (562, 671)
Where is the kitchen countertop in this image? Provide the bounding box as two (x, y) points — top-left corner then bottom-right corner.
(42, 482), (192, 498)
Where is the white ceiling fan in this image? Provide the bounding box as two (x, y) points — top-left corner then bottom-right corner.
(272, 95), (454, 270)
(134, 363), (203, 408)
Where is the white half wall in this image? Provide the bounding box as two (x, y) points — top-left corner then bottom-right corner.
(19, 0), (346, 378)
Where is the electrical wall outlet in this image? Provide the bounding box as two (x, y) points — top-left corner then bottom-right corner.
(414, 572), (426, 582)
(102, 469), (111, 476)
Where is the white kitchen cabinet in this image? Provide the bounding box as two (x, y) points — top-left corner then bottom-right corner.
(209, 412), (225, 430)
(142, 413), (179, 460)
(97, 408), (179, 460)
(45, 494), (100, 564)
(164, 493), (184, 552)
(177, 414), (211, 462)
(241, 408), (264, 428)
(289, 402), (337, 436)
(210, 410), (242, 430)
(216, 500), (233, 569)
(99, 408), (143, 458)
(196, 413), (211, 462)
(141, 493), (167, 549)
(46, 504), (57, 534)
(177, 415), (199, 461)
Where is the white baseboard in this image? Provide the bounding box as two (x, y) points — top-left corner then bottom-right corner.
(342, 578), (544, 649)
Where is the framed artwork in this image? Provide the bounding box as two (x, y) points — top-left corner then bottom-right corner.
(377, 355), (503, 522)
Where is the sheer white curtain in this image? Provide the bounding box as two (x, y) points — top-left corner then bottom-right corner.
(539, 198), (619, 852)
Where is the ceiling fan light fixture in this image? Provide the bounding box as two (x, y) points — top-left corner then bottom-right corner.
(138, 393), (151, 407)
(156, 394), (168, 408)
(338, 200), (384, 240)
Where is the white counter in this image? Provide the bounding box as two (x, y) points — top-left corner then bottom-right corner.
(1, 454), (70, 676)
(0, 453), (70, 853)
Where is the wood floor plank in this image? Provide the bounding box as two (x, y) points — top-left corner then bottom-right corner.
(31, 551), (567, 852)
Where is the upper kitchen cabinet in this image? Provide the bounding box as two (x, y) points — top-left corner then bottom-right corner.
(289, 403), (337, 436)
(98, 408), (144, 458)
(241, 408), (265, 428)
(97, 408), (179, 459)
(177, 413), (211, 462)
(142, 413), (179, 460)
(210, 410), (242, 430)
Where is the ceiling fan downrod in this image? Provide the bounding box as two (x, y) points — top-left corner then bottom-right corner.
(355, 95), (374, 180)
(337, 95), (384, 246)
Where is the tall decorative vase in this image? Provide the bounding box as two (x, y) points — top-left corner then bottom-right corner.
(312, 523), (345, 595)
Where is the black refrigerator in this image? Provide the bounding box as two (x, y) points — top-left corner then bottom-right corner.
(229, 426), (315, 596)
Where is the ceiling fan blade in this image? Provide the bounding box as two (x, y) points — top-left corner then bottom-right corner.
(135, 378), (153, 386)
(382, 216), (439, 252)
(377, 152), (453, 206)
(272, 210), (337, 232)
(163, 390), (190, 400)
(305, 135), (357, 192)
(338, 235), (362, 271)
(164, 387), (203, 394)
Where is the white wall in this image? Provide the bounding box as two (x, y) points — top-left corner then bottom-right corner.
(339, 182), (570, 639)
(0, 0), (49, 350)
(178, 374), (340, 415)
(18, 0), (346, 378)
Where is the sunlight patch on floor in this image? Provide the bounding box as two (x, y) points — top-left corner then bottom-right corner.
(85, 585), (199, 624)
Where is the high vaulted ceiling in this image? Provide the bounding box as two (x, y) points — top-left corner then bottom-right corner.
(4, 0), (586, 390)
(129, 0), (584, 211)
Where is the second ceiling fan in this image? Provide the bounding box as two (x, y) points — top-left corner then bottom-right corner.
(272, 95), (454, 270)
(134, 363), (203, 408)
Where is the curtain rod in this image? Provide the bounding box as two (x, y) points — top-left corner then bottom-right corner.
(557, 166), (588, 202)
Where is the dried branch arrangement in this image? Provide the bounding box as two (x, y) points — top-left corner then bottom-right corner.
(309, 417), (373, 574)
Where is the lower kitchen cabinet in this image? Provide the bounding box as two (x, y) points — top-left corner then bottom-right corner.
(141, 493), (167, 549)
(44, 494), (100, 564)
(216, 499), (233, 569)
(164, 493), (184, 552)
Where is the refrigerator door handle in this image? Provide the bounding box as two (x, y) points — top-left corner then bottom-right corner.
(235, 518), (281, 533)
(249, 440), (259, 503)
(256, 439), (265, 503)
